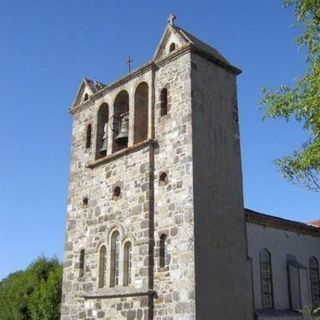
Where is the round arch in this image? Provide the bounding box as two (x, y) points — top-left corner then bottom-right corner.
(134, 82), (149, 144)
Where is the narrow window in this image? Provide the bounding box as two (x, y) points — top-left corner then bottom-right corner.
(79, 249), (85, 278)
(123, 242), (132, 286)
(98, 245), (107, 288)
(110, 231), (120, 287)
(159, 234), (167, 268)
(160, 88), (168, 116)
(169, 42), (176, 52)
(260, 249), (274, 309)
(113, 186), (121, 199)
(84, 93), (89, 101)
(309, 257), (320, 306)
(86, 124), (92, 148)
(82, 197), (88, 206)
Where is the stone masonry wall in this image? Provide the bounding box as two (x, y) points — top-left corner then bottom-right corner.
(153, 53), (195, 320)
(61, 70), (154, 319)
(61, 51), (196, 320)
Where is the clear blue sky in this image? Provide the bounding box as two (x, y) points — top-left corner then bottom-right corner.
(0, 0), (319, 280)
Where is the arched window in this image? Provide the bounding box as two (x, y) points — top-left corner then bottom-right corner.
(110, 231), (120, 287)
(86, 124), (92, 149)
(159, 171), (168, 185)
(79, 249), (85, 278)
(169, 42), (176, 52)
(113, 90), (129, 152)
(134, 82), (149, 144)
(123, 242), (132, 286)
(309, 257), (320, 306)
(98, 245), (107, 288)
(160, 88), (168, 116)
(159, 234), (167, 268)
(260, 249), (274, 309)
(96, 103), (109, 159)
(84, 93), (89, 101)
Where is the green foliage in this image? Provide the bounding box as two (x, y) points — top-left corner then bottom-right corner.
(0, 257), (62, 320)
(301, 305), (320, 320)
(28, 266), (62, 320)
(261, 0), (320, 191)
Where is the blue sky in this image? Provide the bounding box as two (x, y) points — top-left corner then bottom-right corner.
(0, 0), (319, 280)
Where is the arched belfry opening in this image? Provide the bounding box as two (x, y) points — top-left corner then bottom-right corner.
(96, 103), (109, 159)
(169, 42), (176, 53)
(113, 91), (129, 152)
(134, 82), (148, 144)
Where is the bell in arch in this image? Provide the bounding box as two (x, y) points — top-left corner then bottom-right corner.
(115, 112), (129, 145)
(99, 122), (108, 154)
(99, 138), (108, 154)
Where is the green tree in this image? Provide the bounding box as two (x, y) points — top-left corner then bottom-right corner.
(261, 0), (320, 191)
(28, 265), (62, 320)
(0, 257), (62, 320)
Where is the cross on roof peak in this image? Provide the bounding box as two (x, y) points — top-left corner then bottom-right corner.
(168, 14), (176, 27)
(126, 56), (133, 73)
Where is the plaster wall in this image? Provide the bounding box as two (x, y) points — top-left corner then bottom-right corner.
(190, 53), (253, 320)
(247, 222), (320, 311)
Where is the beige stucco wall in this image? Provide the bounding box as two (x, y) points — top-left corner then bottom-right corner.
(191, 52), (253, 320)
(247, 221), (320, 312)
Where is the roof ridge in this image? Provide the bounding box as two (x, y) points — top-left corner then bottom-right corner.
(175, 26), (232, 66)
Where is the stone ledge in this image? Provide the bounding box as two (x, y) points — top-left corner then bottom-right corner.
(86, 139), (157, 169)
(84, 289), (156, 299)
(255, 309), (304, 320)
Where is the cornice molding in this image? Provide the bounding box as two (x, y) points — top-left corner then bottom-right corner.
(245, 208), (320, 238)
(83, 289), (156, 300)
(86, 139), (157, 169)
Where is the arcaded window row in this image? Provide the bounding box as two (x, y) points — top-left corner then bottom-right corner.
(78, 232), (168, 288)
(85, 83), (169, 159)
(259, 249), (320, 310)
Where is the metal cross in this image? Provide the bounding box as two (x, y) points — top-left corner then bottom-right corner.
(168, 14), (176, 26)
(127, 56), (133, 73)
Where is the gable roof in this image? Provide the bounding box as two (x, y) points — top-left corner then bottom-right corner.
(84, 78), (105, 94)
(175, 27), (232, 66)
(71, 77), (106, 109)
(153, 21), (239, 73)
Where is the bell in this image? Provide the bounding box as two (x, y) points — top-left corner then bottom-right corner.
(99, 122), (108, 154)
(115, 114), (129, 145)
(99, 138), (108, 154)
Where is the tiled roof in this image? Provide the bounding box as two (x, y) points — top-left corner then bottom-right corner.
(308, 219), (320, 227)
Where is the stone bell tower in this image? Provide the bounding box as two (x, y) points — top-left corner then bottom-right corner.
(61, 16), (253, 320)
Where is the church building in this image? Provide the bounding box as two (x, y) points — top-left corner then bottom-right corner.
(60, 16), (320, 320)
